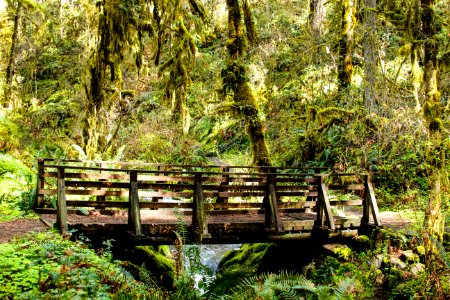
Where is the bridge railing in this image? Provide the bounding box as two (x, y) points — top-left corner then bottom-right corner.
(35, 159), (381, 238)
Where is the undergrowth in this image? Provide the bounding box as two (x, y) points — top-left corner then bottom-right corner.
(0, 231), (160, 299)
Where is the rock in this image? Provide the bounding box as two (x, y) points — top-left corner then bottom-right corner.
(218, 243), (270, 273)
(371, 253), (384, 269)
(388, 255), (407, 270)
(400, 250), (419, 263)
(410, 263), (425, 275)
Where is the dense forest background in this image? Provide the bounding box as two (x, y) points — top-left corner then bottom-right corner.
(1, 0), (449, 208)
(0, 0), (450, 297)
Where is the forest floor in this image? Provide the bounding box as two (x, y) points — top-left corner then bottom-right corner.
(0, 210), (417, 244)
(0, 218), (47, 243)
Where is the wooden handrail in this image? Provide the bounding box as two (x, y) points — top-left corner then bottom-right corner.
(40, 158), (328, 170)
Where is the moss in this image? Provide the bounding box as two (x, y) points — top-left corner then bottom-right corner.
(333, 245), (352, 261)
(210, 243), (272, 297)
(355, 235), (370, 244)
(133, 246), (175, 290)
(218, 243), (271, 273)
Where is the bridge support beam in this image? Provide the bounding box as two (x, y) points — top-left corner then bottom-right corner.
(264, 168), (282, 233)
(314, 175), (335, 230)
(34, 158), (45, 208)
(193, 173), (210, 241)
(362, 175), (382, 227)
(128, 171), (143, 236)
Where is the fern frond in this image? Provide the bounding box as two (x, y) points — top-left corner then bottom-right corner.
(174, 207), (189, 244)
(333, 278), (354, 300)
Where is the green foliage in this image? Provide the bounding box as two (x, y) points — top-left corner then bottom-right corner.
(0, 231), (159, 299)
(0, 154), (36, 221)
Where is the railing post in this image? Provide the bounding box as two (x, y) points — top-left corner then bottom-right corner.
(151, 165), (164, 206)
(363, 174), (382, 226)
(35, 158), (45, 208)
(97, 162), (106, 202)
(56, 167), (68, 234)
(315, 175), (335, 230)
(264, 167), (282, 233)
(192, 172), (209, 241)
(128, 171), (142, 236)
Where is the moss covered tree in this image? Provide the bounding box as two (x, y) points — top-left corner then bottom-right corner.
(362, 0), (378, 111)
(337, 0), (357, 93)
(407, 0), (423, 111)
(223, 0), (271, 166)
(2, 0), (21, 109)
(420, 0), (448, 280)
(83, 0), (143, 158)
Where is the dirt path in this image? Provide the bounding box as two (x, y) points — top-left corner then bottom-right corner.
(0, 219), (48, 243)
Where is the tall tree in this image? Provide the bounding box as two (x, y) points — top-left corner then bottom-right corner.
(407, 0), (423, 111)
(362, 0), (377, 111)
(3, 0), (22, 109)
(309, 0), (326, 35)
(83, 0), (139, 158)
(337, 0), (357, 92)
(223, 0), (271, 166)
(421, 0), (447, 272)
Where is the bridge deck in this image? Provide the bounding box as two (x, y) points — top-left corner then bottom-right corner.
(39, 209), (362, 244)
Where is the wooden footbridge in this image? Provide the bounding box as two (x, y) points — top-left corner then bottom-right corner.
(34, 159), (381, 245)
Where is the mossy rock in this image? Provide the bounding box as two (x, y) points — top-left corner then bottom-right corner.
(218, 243), (270, 273)
(400, 250), (420, 263)
(131, 245), (175, 290)
(323, 243), (353, 261)
(209, 243), (271, 297)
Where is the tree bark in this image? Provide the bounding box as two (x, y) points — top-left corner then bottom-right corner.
(3, 1), (22, 109)
(337, 0), (357, 92)
(309, 0), (325, 35)
(408, 0), (423, 111)
(362, 0), (377, 111)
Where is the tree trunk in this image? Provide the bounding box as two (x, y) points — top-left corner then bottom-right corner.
(337, 0), (357, 92)
(3, 1), (22, 109)
(225, 0), (271, 166)
(309, 0), (325, 35)
(362, 0), (377, 111)
(408, 0), (423, 111)
(421, 0), (447, 282)
(83, 0), (111, 158)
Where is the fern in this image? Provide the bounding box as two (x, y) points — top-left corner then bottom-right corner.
(174, 207), (190, 244)
(220, 271), (353, 300)
(333, 278), (354, 300)
(432, 237), (450, 270)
